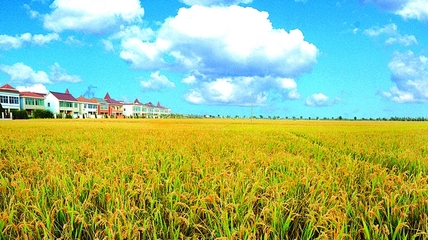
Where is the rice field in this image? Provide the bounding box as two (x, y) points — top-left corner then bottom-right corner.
(1, 119), (428, 239)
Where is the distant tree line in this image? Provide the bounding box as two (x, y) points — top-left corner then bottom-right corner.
(178, 113), (428, 121)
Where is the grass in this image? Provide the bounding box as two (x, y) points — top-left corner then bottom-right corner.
(0, 119), (428, 239)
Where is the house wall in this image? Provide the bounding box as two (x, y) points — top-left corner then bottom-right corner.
(58, 102), (79, 117)
(0, 91), (20, 112)
(79, 102), (98, 117)
(44, 93), (60, 114)
(97, 103), (109, 116)
(123, 105), (134, 117)
(20, 97), (45, 115)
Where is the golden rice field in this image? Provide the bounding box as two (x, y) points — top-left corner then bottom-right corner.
(1, 119), (428, 239)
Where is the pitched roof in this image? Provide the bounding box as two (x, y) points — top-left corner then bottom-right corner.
(134, 98), (142, 104)
(50, 90), (78, 102)
(156, 101), (168, 109)
(20, 91), (46, 98)
(93, 97), (108, 104)
(104, 92), (122, 105)
(145, 102), (154, 107)
(0, 84), (20, 93)
(77, 96), (98, 104)
(104, 93), (111, 100)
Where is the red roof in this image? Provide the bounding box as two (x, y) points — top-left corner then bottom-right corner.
(77, 96), (98, 103)
(50, 90), (78, 102)
(20, 91), (46, 98)
(134, 98), (141, 104)
(0, 84), (20, 93)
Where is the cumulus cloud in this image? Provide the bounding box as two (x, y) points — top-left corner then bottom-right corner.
(16, 84), (49, 94)
(0, 62), (51, 84)
(43, 0), (144, 34)
(0, 33), (60, 50)
(140, 71), (176, 91)
(364, 0), (428, 22)
(117, 5), (317, 105)
(363, 23), (417, 46)
(0, 62), (83, 85)
(50, 62), (83, 83)
(381, 51), (428, 103)
(180, 0), (252, 6)
(305, 93), (339, 107)
(184, 76), (299, 106)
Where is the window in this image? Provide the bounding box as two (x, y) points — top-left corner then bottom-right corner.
(84, 104), (87, 108)
(60, 101), (73, 108)
(9, 97), (18, 104)
(26, 98), (35, 105)
(0, 96), (8, 103)
(36, 99), (44, 106)
(74, 103), (78, 108)
(48, 103), (51, 107)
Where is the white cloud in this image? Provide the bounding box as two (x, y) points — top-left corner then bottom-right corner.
(65, 36), (85, 46)
(364, 23), (397, 36)
(182, 75), (196, 84)
(363, 23), (417, 46)
(180, 0), (252, 6)
(185, 90), (205, 104)
(385, 35), (417, 46)
(16, 84), (49, 94)
(0, 33), (60, 50)
(117, 5), (317, 106)
(395, 0), (428, 21)
(140, 71), (175, 91)
(102, 39), (114, 51)
(120, 5), (317, 76)
(381, 51), (428, 103)
(0, 62), (51, 84)
(365, 0), (428, 22)
(32, 33), (60, 45)
(305, 93), (337, 107)
(0, 62), (83, 85)
(43, 0), (144, 34)
(50, 62), (83, 83)
(184, 76), (299, 106)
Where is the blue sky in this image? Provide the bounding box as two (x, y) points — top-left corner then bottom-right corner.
(1, 0), (427, 118)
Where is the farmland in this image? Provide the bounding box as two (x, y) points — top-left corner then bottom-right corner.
(1, 119), (428, 239)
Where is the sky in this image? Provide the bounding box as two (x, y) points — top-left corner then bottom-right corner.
(0, 0), (427, 118)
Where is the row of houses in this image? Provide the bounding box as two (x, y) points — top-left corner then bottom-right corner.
(0, 84), (171, 118)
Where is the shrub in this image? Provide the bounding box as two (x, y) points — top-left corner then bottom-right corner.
(11, 110), (29, 119)
(34, 109), (54, 119)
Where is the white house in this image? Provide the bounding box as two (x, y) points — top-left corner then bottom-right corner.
(123, 99), (144, 117)
(0, 84), (20, 115)
(45, 89), (79, 117)
(77, 96), (99, 118)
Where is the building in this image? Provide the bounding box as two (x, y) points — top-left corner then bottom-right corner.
(156, 102), (171, 117)
(104, 93), (123, 117)
(0, 84), (20, 115)
(45, 89), (79, 117)
(123, 99), (144, 117)
(93, 97), (109, 117)
(77, 96), (99, 118)
(19, 91), (46, 116)
(0, 83), (172, 119)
